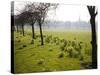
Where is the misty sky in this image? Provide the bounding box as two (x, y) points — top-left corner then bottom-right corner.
(14, 1), (97, 22)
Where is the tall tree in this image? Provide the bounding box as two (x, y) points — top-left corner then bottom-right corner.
(25, 4), (37, 39)
(14, 15), (20, 33)
(87, 6), (97, 68)
(36, 3), (50, 45)
(35, 3), (58, 45)
(17, 2), (58, 45)
(18, 11), (30, 36)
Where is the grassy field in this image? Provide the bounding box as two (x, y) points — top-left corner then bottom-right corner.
(14, 30), (92, 73)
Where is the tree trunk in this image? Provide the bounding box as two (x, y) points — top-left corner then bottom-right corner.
(19, 25), (22, 34)
(87, 6), (97, 68)
(90, 16), (97, 68)
(39, 23), (44, 45)
(22, 24), (25, 36)
(31, 23), (35, 44)
(32, 23), (35, 39)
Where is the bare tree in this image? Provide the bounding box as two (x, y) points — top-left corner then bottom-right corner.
(15, 2), (58, 45)
(17, 11), (30, 36)
(25, 3), (37, 40)
(14, 15), (20, 32)
(87, 6), (97, 68)
(34, 3), (58, 45)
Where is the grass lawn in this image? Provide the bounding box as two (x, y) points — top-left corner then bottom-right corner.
(14, 31), (92, 73)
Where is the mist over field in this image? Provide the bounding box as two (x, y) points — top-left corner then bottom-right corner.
(24, 21), (92, 32)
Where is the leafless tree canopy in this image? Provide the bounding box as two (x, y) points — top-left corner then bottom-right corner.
(14, 2), (58, 45)
(87, 6), (97, 17)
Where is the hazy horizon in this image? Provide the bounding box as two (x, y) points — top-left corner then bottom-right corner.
(14, 1), (98, 22)
(14, 1), (97, 32)
(23, 20), (93, 32)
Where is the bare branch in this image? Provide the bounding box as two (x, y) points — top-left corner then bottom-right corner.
(87, 6), (97, 17)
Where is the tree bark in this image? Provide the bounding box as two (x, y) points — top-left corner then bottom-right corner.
(22, 24), (25, 36)
(87, 6), (97, 68)
(31, 23), (35, 44)
(39, 23), (44, 45)
(32, 23), (35, 39)
(90, 16), (97, 68)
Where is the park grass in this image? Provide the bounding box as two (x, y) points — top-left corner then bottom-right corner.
(14, 30), (92, 73)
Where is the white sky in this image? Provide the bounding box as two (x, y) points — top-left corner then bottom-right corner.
(14, 1), (97, 22)
(47, 4), (90, 22)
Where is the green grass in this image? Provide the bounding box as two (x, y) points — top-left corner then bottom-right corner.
(14, 31), (92, 73)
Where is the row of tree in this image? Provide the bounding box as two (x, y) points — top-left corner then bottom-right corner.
(14, 2), (58, 45)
